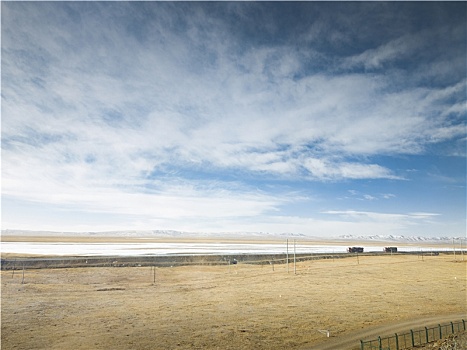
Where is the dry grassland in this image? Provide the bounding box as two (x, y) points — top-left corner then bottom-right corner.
(2, 255), (466, 350)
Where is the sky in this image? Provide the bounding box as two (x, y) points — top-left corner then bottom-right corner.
(1, 2), (466, 237)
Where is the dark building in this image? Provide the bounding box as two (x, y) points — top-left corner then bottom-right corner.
(348, 247), (364, 253)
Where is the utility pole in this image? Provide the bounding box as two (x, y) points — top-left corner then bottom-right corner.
(294, 239), (297, 275)
(460, 238), (464, 261)
(453, 238), (456, 260)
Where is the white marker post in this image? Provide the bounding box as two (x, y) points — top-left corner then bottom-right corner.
(453, 238), (456, 260)
(318, 329), (330, 337)
(294, 239), (296, 275)
(286, 239), (289, 273)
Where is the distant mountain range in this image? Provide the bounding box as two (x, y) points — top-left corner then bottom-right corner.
(338, 234), (463, 242)
(1, 229), (462, 243)
(1, 229), (308, 240)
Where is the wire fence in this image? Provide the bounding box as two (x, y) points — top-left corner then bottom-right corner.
(0, 252), (378, 270)
(360, 319), (466, 350)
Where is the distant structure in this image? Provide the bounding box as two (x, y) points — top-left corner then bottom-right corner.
(348, 247), (364, 253)
(384, 247), (397, 253)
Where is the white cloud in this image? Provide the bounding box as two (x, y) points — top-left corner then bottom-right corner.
(408, 212), (440, 219)
(363, 195), (376, 201)
(345, 33), (422, 70)
(322, 210), (440, 223)
(303, 158), (399, 180)
(3, 7), (463, 184)
(2, 161), (283, 221)
(1, 3), (465, 235)
(344, 191), (395, 201)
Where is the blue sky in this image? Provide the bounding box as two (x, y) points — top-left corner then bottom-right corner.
(2, 2), (466, 237)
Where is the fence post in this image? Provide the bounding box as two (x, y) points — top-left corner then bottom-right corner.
(411, 329), (415, 347)
(378, 336), (382, 350)
(360, 339), (364, 350)
(438, 324), (442, 340)
(395, 333), (399, 350)
(425, 327), (429, 344)
(463, 319), (466, 331)
(451, 322), (454, 334)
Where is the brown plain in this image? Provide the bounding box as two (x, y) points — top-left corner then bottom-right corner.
(1, 253), (466, 350)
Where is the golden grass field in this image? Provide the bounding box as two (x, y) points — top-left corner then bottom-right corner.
(2, 252), (466, 350)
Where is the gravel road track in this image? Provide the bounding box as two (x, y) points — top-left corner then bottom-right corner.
(307, 313), (467, 350)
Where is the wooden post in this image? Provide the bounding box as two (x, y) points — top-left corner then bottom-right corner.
(21, 263), (25, 284)
(153, 265), (156, 284)
(286, 239), (289, 273)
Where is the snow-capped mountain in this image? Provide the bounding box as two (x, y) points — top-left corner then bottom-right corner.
(338, 234), (463, 242)
(1, 229), (461, 243)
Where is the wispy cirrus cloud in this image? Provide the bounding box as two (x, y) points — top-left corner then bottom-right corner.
(323, 210), (440, 222)
(342, 191), (396, 202)
(2, 2), (465, 235)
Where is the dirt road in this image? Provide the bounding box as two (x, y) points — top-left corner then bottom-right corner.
(307, 313), (467, 350)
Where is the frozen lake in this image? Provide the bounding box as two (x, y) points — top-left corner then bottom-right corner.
(0, 241), (449, 257)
